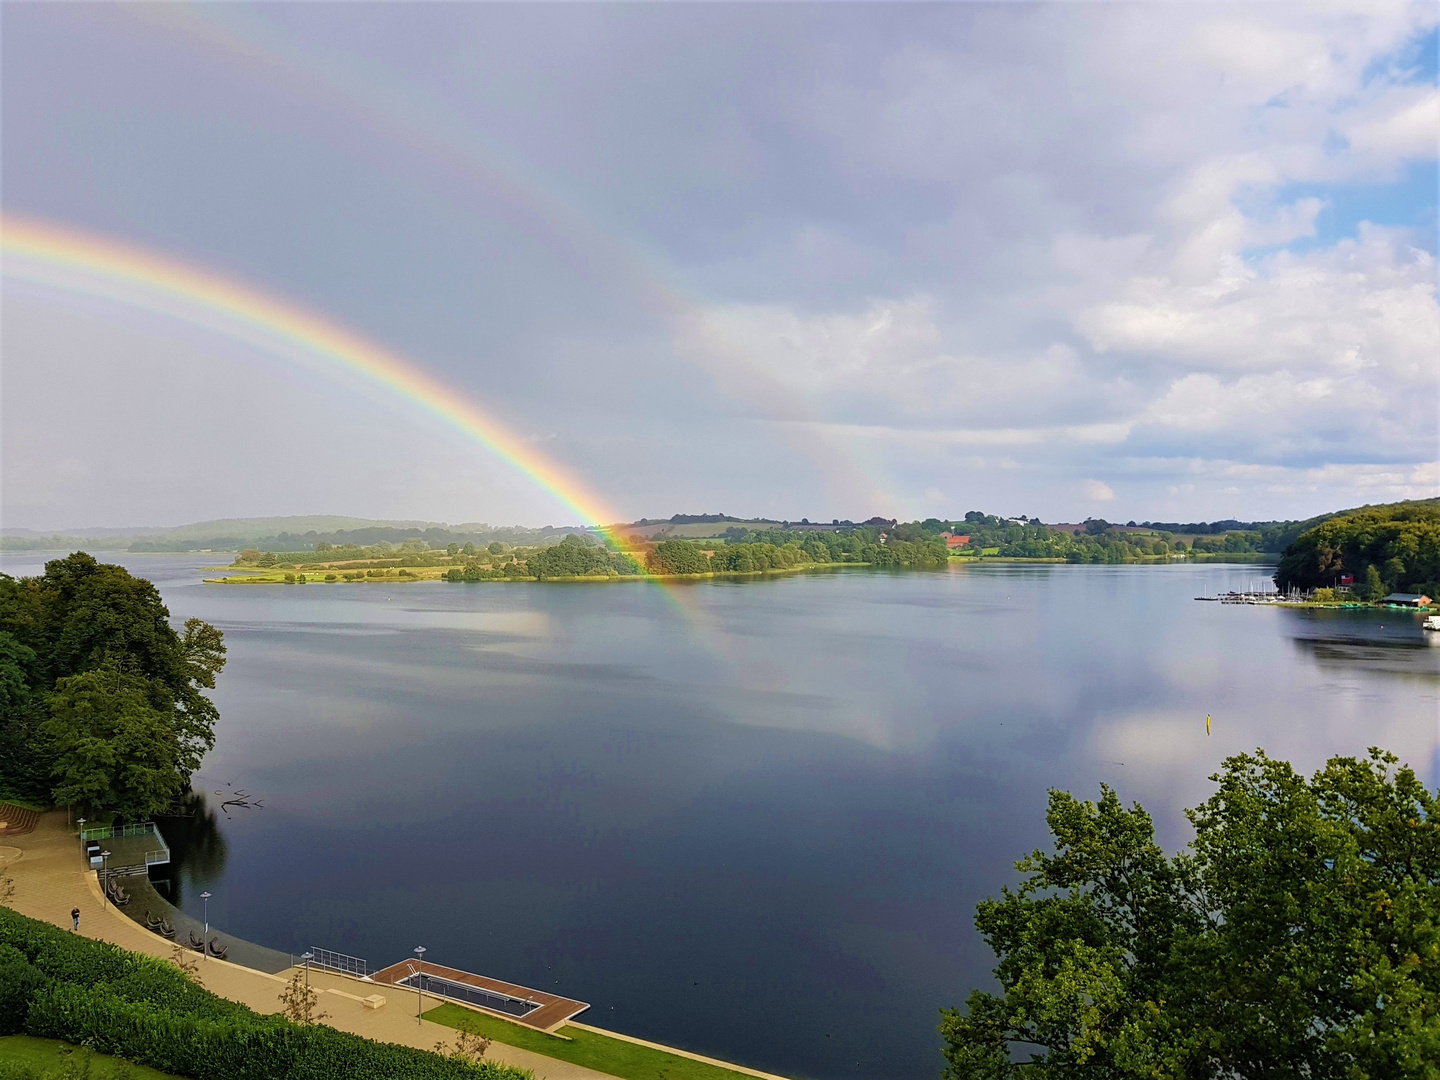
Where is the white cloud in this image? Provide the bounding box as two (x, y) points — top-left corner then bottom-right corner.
(1342, 87), (1440, 162)
(1084, 480), (1117, 503)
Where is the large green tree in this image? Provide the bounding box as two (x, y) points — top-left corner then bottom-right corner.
(941, 749), (1438, 1080)
(0, 553), (226, 811)
(0, 632), (42, 798)
(41, 671), (182, 819)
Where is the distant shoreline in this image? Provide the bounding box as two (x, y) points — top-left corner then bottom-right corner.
(200, 553), (1282, 586)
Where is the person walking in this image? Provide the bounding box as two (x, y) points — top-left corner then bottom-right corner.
(71, 907), (80, 931)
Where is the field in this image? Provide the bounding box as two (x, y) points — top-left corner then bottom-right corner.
(204, 563), (468, 584)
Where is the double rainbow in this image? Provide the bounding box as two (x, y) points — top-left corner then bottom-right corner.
(0, 213), (644, 565)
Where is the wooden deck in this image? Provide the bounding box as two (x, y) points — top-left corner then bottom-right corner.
(369, 959), (589, 1031)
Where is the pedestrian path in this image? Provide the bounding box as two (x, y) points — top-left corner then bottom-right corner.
(3, 811), (620, 1080)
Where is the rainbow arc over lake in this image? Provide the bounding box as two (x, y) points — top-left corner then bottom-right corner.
(0, 213), (643, 563)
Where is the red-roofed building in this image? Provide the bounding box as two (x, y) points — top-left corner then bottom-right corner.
(940, 532), (971, 549)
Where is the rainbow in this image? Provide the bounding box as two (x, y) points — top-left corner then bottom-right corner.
(0, 213), (646, 567)
(120, 4), (894, 516)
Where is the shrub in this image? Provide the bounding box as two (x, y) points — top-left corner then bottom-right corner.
(0, 942), (47, 1034)
(0, 909), (530, 1080)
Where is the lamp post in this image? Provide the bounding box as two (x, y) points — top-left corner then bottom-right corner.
(99, 851), (111, 907)
(201, 892), (211, 958)
(413, 945), (427, 1024)
(301, 951), (314, 994)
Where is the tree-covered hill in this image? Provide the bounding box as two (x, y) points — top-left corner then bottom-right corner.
(1273, 499), (1440, 598)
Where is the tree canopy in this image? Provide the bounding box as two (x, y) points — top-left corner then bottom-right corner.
(0, 553), (225, 815)
(941, 748), (1438, 1080)
(526, 534), (639, 578)
(1274, 499), (1440, 598)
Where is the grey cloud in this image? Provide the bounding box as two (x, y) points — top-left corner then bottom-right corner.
(1, 2), (1435, 526)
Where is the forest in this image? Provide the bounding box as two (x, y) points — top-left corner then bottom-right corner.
(1272, 499), (1440, 598)
(919, 513), (1264, 563)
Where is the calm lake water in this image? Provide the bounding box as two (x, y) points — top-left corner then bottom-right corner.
(5, 552), (1438, 1079)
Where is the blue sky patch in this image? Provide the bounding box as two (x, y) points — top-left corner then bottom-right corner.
(1247, 160), (1438, 258)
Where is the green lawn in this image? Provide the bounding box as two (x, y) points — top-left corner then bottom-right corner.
(0, 1036), (184, 1080)
(424, 1004), (771, 1080)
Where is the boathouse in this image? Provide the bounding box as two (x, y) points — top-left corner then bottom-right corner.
(1381, 592), (1432, 607)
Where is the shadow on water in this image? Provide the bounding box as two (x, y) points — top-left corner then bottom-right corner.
(151, 787), (227, 907)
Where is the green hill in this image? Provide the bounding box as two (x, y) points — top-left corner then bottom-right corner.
(1273, 499), (1440, 598)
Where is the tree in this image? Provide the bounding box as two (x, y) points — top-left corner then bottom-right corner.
(940, 748), (1438, 1080)
(42, 670), (183, 819)
(447, 543), (459, 556)
(278, 968), (329, 1025)
(433, 1025), (492, 1064)
(488, 542), (504, 556)
(1384, 556), (1406, 590)
(0, 554), (226, 808)
(647, 540), (710, 575)
(0, 631), (41, 799)
(170, 942), (200, 981)
(1365, 563), (1385, 600)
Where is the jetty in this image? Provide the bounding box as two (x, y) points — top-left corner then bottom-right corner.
(371, 958), (590, 1032)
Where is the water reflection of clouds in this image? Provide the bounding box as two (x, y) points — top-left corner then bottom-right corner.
(215, 610), (553, 637)
(1093, 691), (1438, 845)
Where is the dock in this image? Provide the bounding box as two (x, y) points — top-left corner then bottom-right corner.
(369, 958), (590, 1032)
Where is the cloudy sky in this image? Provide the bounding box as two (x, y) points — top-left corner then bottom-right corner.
(2, 2), (1436, 529)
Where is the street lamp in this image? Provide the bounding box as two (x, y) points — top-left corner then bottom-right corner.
(99, 851), (110, 908)
(201, 892), (212, 959)
(301, 951), (314, 994)
(413, 945), (427, 1024)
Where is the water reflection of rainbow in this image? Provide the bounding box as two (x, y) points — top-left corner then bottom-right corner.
(0, 213), (645, 567)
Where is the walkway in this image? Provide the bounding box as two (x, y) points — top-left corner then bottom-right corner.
(2, 810), (620, 1080)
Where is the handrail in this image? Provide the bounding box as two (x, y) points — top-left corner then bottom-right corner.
(308, 947), (368, 978)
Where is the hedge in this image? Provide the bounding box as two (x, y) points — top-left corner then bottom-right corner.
(0, 908), (530, 1080)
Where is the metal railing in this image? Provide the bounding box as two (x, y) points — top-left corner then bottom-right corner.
(307, 947), (368, 979)
(397, 971), (541, 1017)
(82, 823), (159, 842)
(79, 822), (170, 869)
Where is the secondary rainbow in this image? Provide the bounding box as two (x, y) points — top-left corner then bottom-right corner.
(0, 213), (642, 564)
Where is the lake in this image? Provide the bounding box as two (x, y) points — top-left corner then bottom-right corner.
(4, 552), (1437, 1079)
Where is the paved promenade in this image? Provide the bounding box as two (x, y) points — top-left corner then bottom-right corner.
(2, 811), (620, 1080)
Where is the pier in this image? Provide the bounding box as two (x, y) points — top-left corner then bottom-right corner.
(370, 958), (590, 1032)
